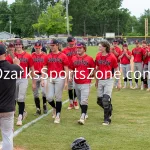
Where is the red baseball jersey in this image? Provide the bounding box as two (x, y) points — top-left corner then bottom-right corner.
(15, 51), (33, 78)
(32, 52), (47, 75)
(70, 54), (95, 84)
(132, 47), (144, 63)
(95, 52), (118, 80)
(111, 46), (121, 63)
(120, 50), (132, 65)
(45, 52), (69, 78)
(142, 47), (149, 64)
(6, 55), (13, 64)
(62, 47), (77, 66)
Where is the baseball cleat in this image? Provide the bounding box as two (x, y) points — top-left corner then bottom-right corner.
(85, 114), (88, 120)
(130, 86), (134, 89)
(78, 118), (85, 125)
(68, 103), (74, 110)
(23, 111), (27, 120)
(122, 86), (126, 89)
(16, 115), (22, 126)
(102, 121), (110, 126)
(52, 108), (56, 119)
(146, 88), (150, 92)
(141, 86), (144, 90)
(73, 101), (79, 110)
(54, 117), (60, 124)
(34, 110), (41, 116)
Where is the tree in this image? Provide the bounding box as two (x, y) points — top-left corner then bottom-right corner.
(0, 1), (11, 32)
(136, 9), (150, 36)
(33, 2), (72, 36)
(10, 0), (40, 37)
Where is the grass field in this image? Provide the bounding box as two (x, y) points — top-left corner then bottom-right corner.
(5, 46), (150, 150)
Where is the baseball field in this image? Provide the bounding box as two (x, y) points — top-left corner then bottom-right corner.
(5, 46), (150, 150)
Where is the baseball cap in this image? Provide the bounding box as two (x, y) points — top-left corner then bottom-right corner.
(8, 43), (15, 48)
(67, 37), (76, 44)
(142, 40), (147, 44)
(123, 43), (128, 47)
(135, 40), (139, 44)
(34, 42), (42, 48)
(49, 39), (59, 45)
(76, 42), (86, 52)
(0, 45), (6, 55)
(14, 39), (23, 45)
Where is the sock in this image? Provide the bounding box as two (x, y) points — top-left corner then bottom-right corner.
(68, 89), (73, 101)
(56, 101), (62, 115)
(34, 97), (40, 110)
(129, 80), (132, 87)
(18, 102), (25, 118)
(73, 89), (77, 101)
(124, 82), (127, 87)
(81, 105), (88, 114)
(42, 97), (47, 106)
(48, 100), (56, 108)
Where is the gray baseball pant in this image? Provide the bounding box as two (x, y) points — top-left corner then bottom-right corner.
(33, 77), (46, 98)
(0, 112), (14, 150)
(46, 77), (65, 102)
(97, 78), (114, 97)
(121, 64), (132, 79)
(74, 83), (90, 105)
(15, 78), (28, 102)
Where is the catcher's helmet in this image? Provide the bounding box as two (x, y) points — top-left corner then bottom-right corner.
(71, 137), (91, 150)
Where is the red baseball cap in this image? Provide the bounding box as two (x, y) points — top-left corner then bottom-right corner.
(14, 39), (23, 45)
(135, 40), (140, 44)
(142, 40), (147, 44)
(123, 43), (128, 47)
(8, 43), (15, 48)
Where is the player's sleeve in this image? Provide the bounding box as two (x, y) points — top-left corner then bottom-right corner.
(43, 55), (48, 66)
(62, 54), (69, 67)
(112, 55), (118, 69)
(131, 49), (134, 56)
(69, 57), (75, 70)
(95, 54), (99, 66)
(90, 57), (96, 69)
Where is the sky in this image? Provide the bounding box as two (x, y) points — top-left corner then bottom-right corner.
(6, 0), (150, 18)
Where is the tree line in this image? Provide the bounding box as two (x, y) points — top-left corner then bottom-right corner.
(0, 0), (150, 37)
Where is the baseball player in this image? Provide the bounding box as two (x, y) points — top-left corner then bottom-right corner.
(41, 39), (69, 124)
(119, 43), (133, 88)
(5, 43), (15, 64)
(147, 45), (150, 91)
(111, 39), (121, 88)
(14, 39), (36, 126)
(62, 37), (79, 110)
(32, 42), (47, 115)
(95, 40), (120, 125)
(69, 42), (95, 125)
(132, 40), (144, 89)
(142, 40), (149, 89)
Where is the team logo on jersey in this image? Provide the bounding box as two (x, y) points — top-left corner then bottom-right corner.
(18, 58), (28, 63)
(73, 60), (89, 66)
(66, 51), (77, 57)
(48, 58), (62, 63)
(97, 60), (110, 65)
(33, 58), (44, 62)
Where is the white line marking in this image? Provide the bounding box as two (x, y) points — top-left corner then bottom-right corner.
(0, 83), (95, 149)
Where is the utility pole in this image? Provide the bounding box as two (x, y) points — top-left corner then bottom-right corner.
(66, 0), (70, 36)
(9, 17), (12, 35)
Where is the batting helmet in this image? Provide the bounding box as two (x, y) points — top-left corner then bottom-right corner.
(71, 137), (91, 150)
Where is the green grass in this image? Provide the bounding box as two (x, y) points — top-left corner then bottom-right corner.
(9, 45), (150, 150)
